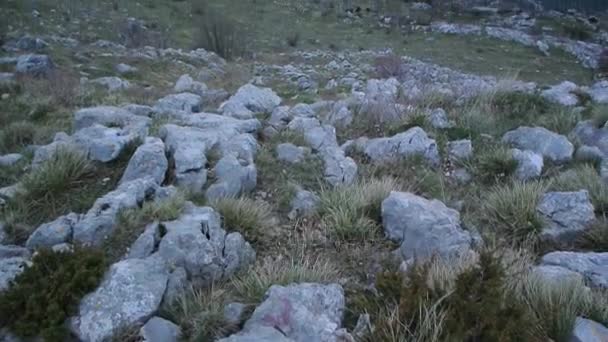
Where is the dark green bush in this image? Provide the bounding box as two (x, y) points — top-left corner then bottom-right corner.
(193, 3), (246, 60)
(560, 20), (593, 41)
(351, 251), (539, 341)
(0, 247), (107, 341)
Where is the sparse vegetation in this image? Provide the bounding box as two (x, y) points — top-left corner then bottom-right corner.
(193, 3), (247, 60)
(468, 145), (518, 184)
(0, 247), (107, 342)
(212, 197), (274, 243)
(318, 177), (399, 241)
(483, 180), (547, 245)
(231, 255), (340, 304)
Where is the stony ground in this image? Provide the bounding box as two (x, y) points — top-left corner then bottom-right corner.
(2, 0), (608, 341)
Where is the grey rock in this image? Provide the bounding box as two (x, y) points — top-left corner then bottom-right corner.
(0, 153), (23, 167)
(123, 104), (155, 117)
(0, 245), (31, 259)
(224, 283), (345, 342)
(72, 255), (169, 342)
(511, 148), (543, 181)
(0, 222), (6, 244)
(447, 139), (472, 161)
(158, 204), (255, 285)
(537, 191), (595, 244)
(162, 267), (188, 308)
(288, 189), (320, 220)
(74, 106), (150, 138)
(382, 191), (472, 260)
(206, 155), (257, 201)
(52, 243), (73, 253)
(532, 265), (584, 285)
(324, 101), (353, 129)
(73, 178), (158, 245)
(572, 120), (608, 156)
(0, 257), (29, 291)
(540, 251), (608, 288)
(575, 145), (605, 162)
(90, 76), (131, 92)
(116, 63), (137, 75)
(323, 147), (357, 187)
(14, 35), (49, 51)
(174, 74), (207, 95)
(219, 133), (258, 164)
(362, 127), (440, 166)
(541, 81), (580, 106)
(220, 84), (281, 119)
(140, 317), (181, 342)
(502, 126), (574, 163)
(156, 93), (203, 113)
(290, 103), (315, 118)
(277, 143), (308, 164)
(427, 108), (453, 129)
(224, 302), (248, 326)
(571, 317), (608, 342)
(305, 125), (339, 152)
(0, 183), (23, 200)
(358, 78), (402, 122)
(26, 213), (80, 249)
(120, 137), (168, 185)
(15, 54), (54, 77)
(127, 222), (160, 259)
(72, 124), (138, 162)
(451, 168), (473, 184)
(588, 81), (608, 104)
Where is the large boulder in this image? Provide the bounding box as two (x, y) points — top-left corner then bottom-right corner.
(571, 317), (608, 342)
(541, 81), (580, 106)
(537, 191), (595, 244)
(15, 54), (54, 77)
(158, 204), (255, 285)
(511, 148), (543, 181)
(71, 124), (138, 162)
(206, 155), (257, 202)
(74, 106), (150, 138)
(382, 191), (472, 260)
(71, 255), (169, 342)
(155, 93), (203, 113)
(362, 127), (440, 166)
(220, 84), (281, 119)
(72, 178), (159, 245)
(26, 213), (80, 249)
(502, 126), (574, 163)
(120, 137), (168, 185)
(539, 251), (608, 288)
(220, 283), (346, 342)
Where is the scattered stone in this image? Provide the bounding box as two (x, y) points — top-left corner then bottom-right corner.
(571, 317), (608, 342)
(276, 143), (308, 164)
(224, 302), (248, 326)
(72, 178), (158, 245)
(511, 148), (543, 181)
(158, 203), (255, 285)
(447, 139), (473, 161)
(26, 213), (80, 250)
(0, 257), (29, 291)
(74, 106), (150, 137)
(140, 317), (181, 342)
(220, 283), (346, 342)
(541, 81), (580, 106)
(502, 126), (574, 163)
(127, 222), (160, 260)
(220, 84), (281, 119)
(71, 255), (169, 342)
(587, 81), (608, 104)
(155, 93), (203, 113)
(15, 54), (54, 77)
(382, 191), (472, 260)
(14, 35), (49, 51)
(537, 191), (595, 244)
(361, 127), (440, 166)
(174, 74), (208, 95)
(90, 76), (132, 92)
(427, 108), (453, 129)
(540, 251), (608, 288)
(323, 147), (358, 186)
(288, 189), (320, 220)
(120, 137), (168, 185)
(206, 155), (257, 201)
(0, 153), (23, 167)
(115, 63), (137, 75)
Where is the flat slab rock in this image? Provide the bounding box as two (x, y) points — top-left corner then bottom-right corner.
(71, 255), (169, 342)
(537, 191), (595, 244)
(219, 283), (348, 342)
(539, 251), (608, 289)
(382, 191), (472, 261)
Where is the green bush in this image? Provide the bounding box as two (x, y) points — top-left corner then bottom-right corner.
(193, 3), (246, 60)
(353, 251), (538, 341)
(0, 247), (107, 341)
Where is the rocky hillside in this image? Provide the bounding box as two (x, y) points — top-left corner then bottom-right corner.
(1, 0), (608, 341)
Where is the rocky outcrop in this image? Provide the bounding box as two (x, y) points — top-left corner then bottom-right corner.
(539, 251), (608, 289)
(220, 84), (281, 119)
(382, 191), (473, 260)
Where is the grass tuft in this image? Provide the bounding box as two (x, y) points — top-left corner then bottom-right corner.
(212, 197), (274, 243)
(551, 165), (608, 214)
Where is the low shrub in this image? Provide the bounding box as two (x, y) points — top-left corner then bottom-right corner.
(0, 247), (107, 341)
(193, 4), (246, 60)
